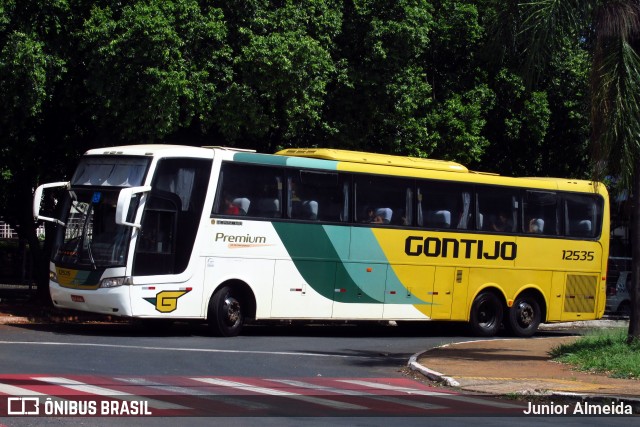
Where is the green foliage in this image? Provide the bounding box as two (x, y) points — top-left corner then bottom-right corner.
(482, 69), (553, 175)
(216, 2), (340, 150)
(544, 36), (591, 178)
(550, 328), (640, 379)
(593, 39), (640, 190)
(0, 32), (49, 124)
(324, 0), (438, 155)
(79, 1), (231, 140)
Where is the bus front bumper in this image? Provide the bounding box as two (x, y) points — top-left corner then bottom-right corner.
(49, 281), (133, 316)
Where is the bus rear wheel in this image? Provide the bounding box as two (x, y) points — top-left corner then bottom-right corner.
(507, 295), (541, 337)
(208, 285), (244, 337)
(469, 292), (503, 337)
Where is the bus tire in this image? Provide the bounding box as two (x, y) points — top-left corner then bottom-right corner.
(469, 292), (503, 337)
(208, 285), (244, 337)
(508, 294), (541, 337)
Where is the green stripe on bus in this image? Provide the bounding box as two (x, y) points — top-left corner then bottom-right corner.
(272, 223), (428, 305)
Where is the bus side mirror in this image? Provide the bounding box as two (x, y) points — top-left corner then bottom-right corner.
(33, 181), (70, 226)
(116, 186), (152, 228)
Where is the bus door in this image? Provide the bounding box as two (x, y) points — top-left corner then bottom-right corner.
(128, 158), (211, 317)
(434, 267), (469, 320)
(548, 272), (566, 320)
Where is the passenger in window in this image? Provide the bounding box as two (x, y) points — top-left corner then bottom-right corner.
(528, 217), (543, 233)
(223, 195), (240, 215)
(490, 211), (512, 232)
(373, 208), (392, 224)
(364, 207), (376, 223)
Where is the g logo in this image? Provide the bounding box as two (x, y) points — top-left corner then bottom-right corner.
(144, 290), (190, 313)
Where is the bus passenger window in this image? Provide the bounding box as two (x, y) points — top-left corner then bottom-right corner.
(565, 194), (602, 238)
(355, 175), (411, 225)
(287, 170), (345, 222)
(524, 191), (557, 235)
(417, 182), (469, 230)
(476, 188), (519, 233)
(213, 163), (283, 219)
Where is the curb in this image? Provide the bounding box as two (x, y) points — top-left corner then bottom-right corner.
(408, 345), (460, 387)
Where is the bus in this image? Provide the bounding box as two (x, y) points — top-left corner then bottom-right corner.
(33, 145), (609, 337)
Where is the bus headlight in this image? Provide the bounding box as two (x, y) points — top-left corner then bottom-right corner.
(99, 277), (133, 288)
(49, 270), (58, 283)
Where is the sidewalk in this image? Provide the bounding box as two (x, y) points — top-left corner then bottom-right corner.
(410, 321), (640, 406)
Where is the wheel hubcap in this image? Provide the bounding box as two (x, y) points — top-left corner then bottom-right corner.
(517, 302), (534, 326)
(479, 302), (496, 326)
(223, 297), (241, 326)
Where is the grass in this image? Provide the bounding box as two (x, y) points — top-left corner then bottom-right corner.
(550, 328), (640, 379)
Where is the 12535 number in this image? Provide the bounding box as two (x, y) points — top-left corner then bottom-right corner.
(562, 250), (594, 261)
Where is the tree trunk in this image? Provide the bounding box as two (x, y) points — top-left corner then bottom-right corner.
(628, 169), (640, 343)
(18, 218), (52, 305)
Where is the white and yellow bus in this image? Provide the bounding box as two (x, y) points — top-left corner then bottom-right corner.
(33, 145), (609, 337)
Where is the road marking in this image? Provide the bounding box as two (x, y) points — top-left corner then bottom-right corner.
(114, 377), (272, 411)
(338, 379), (451, 395)
(34, 377), (188, 410)
(0, 341), (363, 359)
(190, 377), (367, 411)
(338, 379), (522, 409)
(0, 383), (51, 397)
(269, 379), (446, 411)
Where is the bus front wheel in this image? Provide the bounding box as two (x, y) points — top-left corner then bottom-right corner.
(469, 292), (503, 337)
(208, 285), (244, 337)
(508, 295), (541, 337)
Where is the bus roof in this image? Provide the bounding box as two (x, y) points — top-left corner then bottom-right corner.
(276, 148), (469, 173)
(83, 144), (214, 158)
(80, 145), (603, 196)
(275, 147), (604, 195)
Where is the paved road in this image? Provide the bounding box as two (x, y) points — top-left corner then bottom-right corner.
(0, 320), (477, 377)
(0, 321), (635, 426)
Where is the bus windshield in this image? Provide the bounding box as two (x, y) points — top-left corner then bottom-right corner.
(71, 156), (149, 187)
(50, 155), (151, 269)
(53, 190), (135, 268)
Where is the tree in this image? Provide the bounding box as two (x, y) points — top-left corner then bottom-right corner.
(519, 0), (640, 342)
(478, 1), (592, 177)
(0, 0), (73, 300)
(213, 0), (341, 153)
(78, 1), (232, 142)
